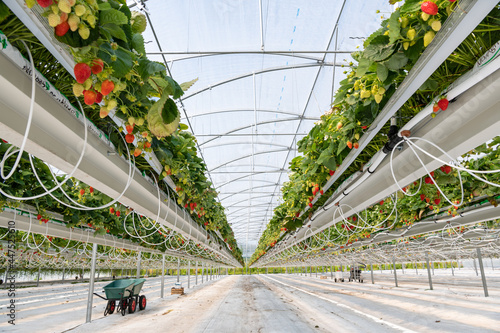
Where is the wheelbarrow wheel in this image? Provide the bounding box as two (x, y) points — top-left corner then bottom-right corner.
(139, 295), (147, 310)
(120, 299), (128, 316)
(104, 300), (116, 316)
(128, 297), (137, 313)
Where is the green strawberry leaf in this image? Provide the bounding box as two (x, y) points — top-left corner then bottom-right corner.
(131, 33), (145, 54)
(138, 58), (166, 80)
(101, 23), (127, 41)
(377, 63), (388, 82)
(384, 52), (408, 71)
(162, 98), (179, 124)
(164, 76), (184, 99)
(180, 78), (199, 92)
(99, 9), (128, 26)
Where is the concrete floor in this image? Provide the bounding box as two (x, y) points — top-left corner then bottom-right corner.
(1, 269), (499, 332)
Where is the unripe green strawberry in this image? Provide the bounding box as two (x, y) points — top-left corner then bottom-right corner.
(73, 83), (84, 97)
(403, 41), (410, 50)
(360, 89), (371, 99)
(50, 4), (59, 14)
(377, 87), (386, 95)
(424, 30), (435, 47)
(48, 13), (61, 27)
(374, 94), (383, 104)
(421, 12), (430, 21)
(26, 0), (37, 9)
(68, 14), (80, 31)
(83, 78), (92, 90)
(75, 4), (86, 16)
(78, 24), (90, 39)
(107, 99), (117, 110)
(431, 20), (441, 31)
(400, 17), (409, 28)
(58, 0), (72, 13)
(407, 28), (416, 40)
(86, 15), (96, 28)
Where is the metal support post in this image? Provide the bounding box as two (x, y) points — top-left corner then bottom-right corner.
(177, 258), (180, 283)
(266, 267), (268, 275)
(85, 243), (98, 323)
(188, 261), (191, 289)
(473, 258), (479, 276)
(62, 268), (65, 281)
(202, 263), (204, 283)
(195, 261), (198, 285)
(136, 251), (142, 278)
(36, 266), (41, 287)
(431, 261), (434, 275)
(451, 261), (455, 276)
(393, 259), (398, 287)
(402, 263), (405, 274)
(491, 258), (494, 271)
(315, 266), (318, 278)
(425, 253), (433, 290)
(331, 266), (333, 279)
(310, 266), (312, 277)
(161, 255), (165, 298)
(415, 262), (418, 275)
(476, 248), (489, 297)
(371, 263), (374, 284)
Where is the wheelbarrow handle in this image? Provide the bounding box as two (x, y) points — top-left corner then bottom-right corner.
(93, 292), (108, 301)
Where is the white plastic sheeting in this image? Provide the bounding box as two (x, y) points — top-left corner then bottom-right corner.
(134, 0), (395, 257)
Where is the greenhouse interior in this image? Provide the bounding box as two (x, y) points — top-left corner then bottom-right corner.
(0, 0), (499, 332)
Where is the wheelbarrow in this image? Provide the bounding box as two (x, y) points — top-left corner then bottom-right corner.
(94, 279), (147, 316)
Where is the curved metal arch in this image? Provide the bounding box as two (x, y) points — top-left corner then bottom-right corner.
(182, 62), (338, 101)
(210, 148), (292, 172)
(147, 50), (355, 63)
(226, 206), (271, 218)
(219, 184), (281, 201)
(185, 109), (306, 120)
(200, 116), (317, 147)
(215, 170), (287, 190)
(225, 195), (277, 208)
(203, 141), (295, 150)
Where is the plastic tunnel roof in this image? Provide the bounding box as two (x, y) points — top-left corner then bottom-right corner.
(131, 0), (396, 258)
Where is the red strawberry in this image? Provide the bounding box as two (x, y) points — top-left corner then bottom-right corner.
(109, 207), (115, 214)
(429, 205), (434, 210)
(320, 190), (324, 195)
(37, 0), (53, 7)
(79, 189), (85, 195)
(347, 141), (353, 149)
(329, 170), (335, 176)
(133, 148), (142, 157)
(83, 90), (97, 105)
(125, 134), (135, 143)
(309, 196), (313, 202)
(353, 142), (359, 149)
(430, 171), (435, 177)
(74, 63), (91, 84)
(425, 177), (433, 184)
(421, 1), (438, 15)
(37, 214), (42, 220)
(437, 98), (449, 111)
(91, 59), (104, 74)
(184, 203), (188, 208)
(116, 211), (121, 217)
(443, 165), (451, 174)
(434, 198), (441, 205)
(296, 212), (300, 217)
(101, 80), (115, 96)
(308, 203), (313, 208)
(144, 142), (151, 148)
(89, 187), (94, 194)
(95, 92), (103, 104)
(126, 124), (134, 134)
(379, 201), (384, 205)
(361, 126), (367, 129)
(420, 194), (426, 201)
(433, 104), (439, 112)
(55, 21), (70, 36)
